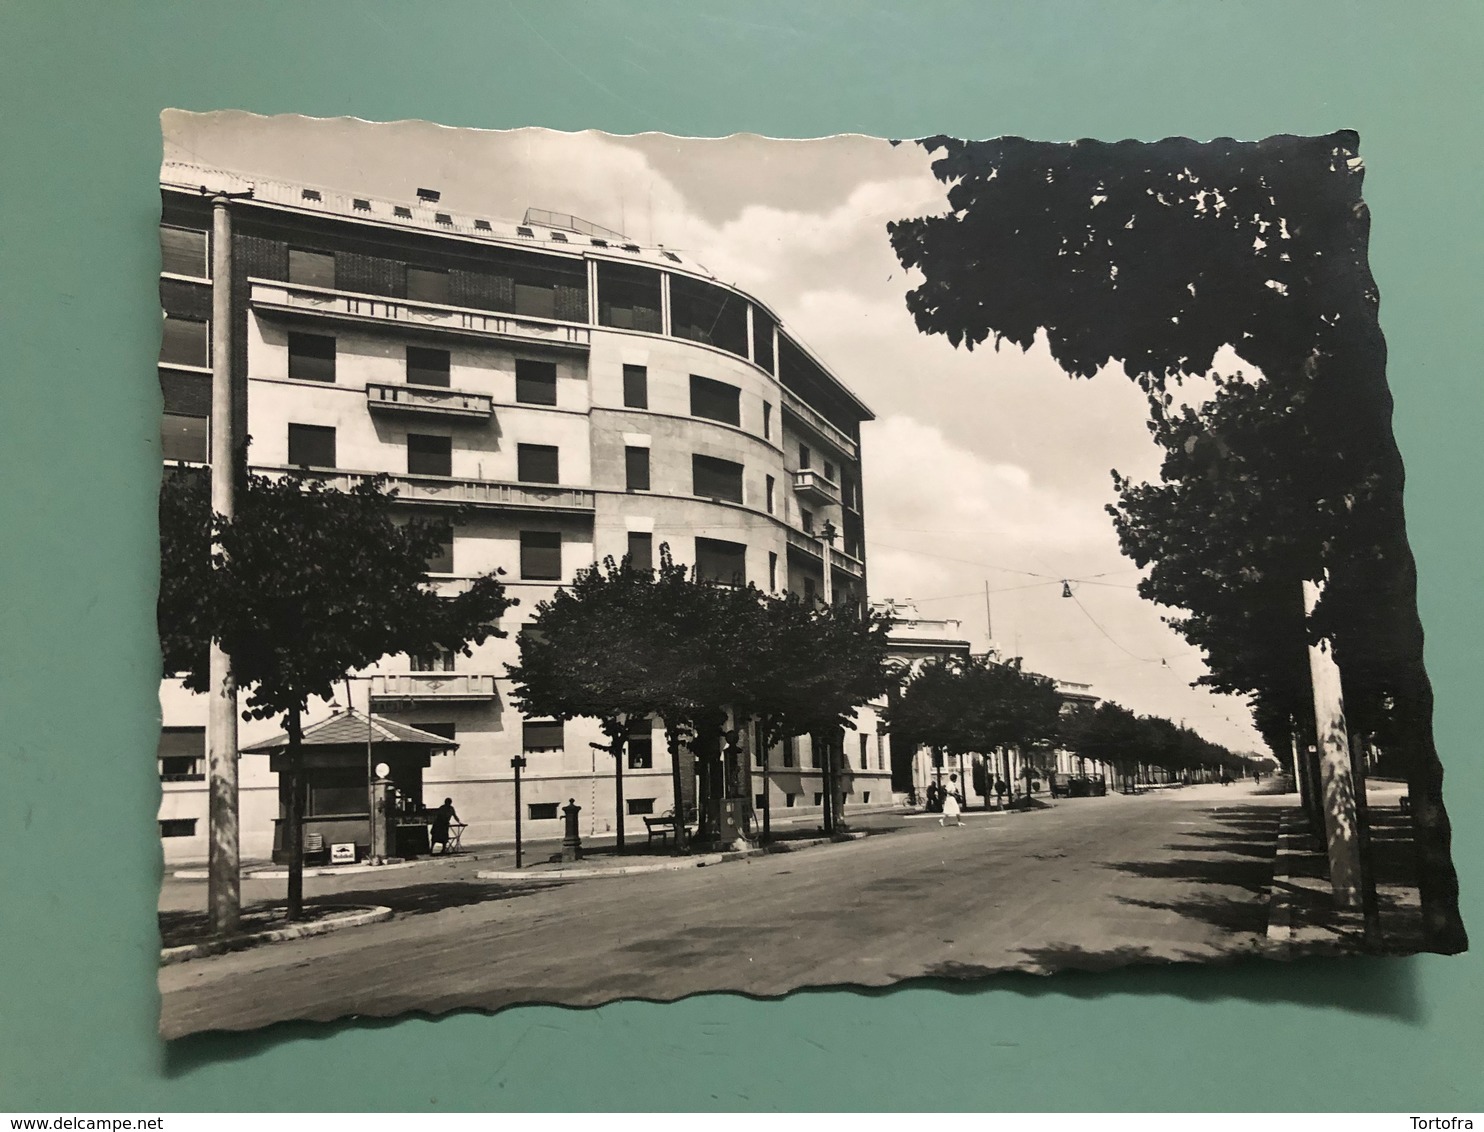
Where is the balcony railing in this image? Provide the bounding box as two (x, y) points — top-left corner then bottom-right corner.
(792, 468), (841, 507)
(253, 465), (596, 512)
(250, 280), (592, 351)
(370, 673), (498, 701)
(366, 382), (494, 420)
(780, 386), (858, 460)
(783, 527), (866, 579)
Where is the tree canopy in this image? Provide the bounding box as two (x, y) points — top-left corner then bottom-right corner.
(507, 545), (893, 843)
(160, 467), (515, 915)
(887, 133), (1461, 951)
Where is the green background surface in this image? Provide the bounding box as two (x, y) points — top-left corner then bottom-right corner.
(2, 0), (1481, 1112)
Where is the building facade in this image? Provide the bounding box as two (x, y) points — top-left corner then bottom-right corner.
(156, 164), (892, 863)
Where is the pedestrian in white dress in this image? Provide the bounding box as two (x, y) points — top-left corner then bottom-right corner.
(940, 774), (964, 827)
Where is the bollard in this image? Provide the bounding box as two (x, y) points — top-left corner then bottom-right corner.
(561, 798), (582, 863)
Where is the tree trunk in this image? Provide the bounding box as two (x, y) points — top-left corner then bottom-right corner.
(1303, 577), (1363, 909)
(758, 721), (773, 844)
(665, 725), (689, 855)
(284, 704), (306, 922)
(610, 723), (626, 852)
(1397, 674), (1468, 953)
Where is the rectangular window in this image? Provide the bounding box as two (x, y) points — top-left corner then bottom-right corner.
(407, 434), (453, 477)
(694, 537), (747, 585)
(803, 576), (817, 604)
(863, 791), (871, 805)
(752, 308), (776, 372)
(763, 401), (772, 440)
(411, 647), (455, 672)
(622, 364), (648, 409)
(692, 454), (744, 504)
(513, 283), (557, 319)
(690, 375), (741, 426)
(859, 734), (869, 769)
(287, 423), (336, 469)
(627, 531), (653, 571)
(515, 359), (558, 405)
(627, 717), (654, 769)
(288, 248), (335, 289)
(765, 475), (775, 514)
(520, 531), (562, 580)
(517, 444), (560, 484)
(754, 793), (766, 809)
(407, 346), (451, 388)
(522, 720), (565, 753)
(811, 739), (822, 769)
(158, 726), (205, 781)
(626, 798), (656, 816)
(785, 793), (796, 808)
(824, 460), (836, 483)
(801, 508), (814, 534)
(782, 736), (796, 768)
(161, 413), (207, 463)
(598, 263), (663, 332)
(528, 802), (560, 820)
(288, 332), (336, 383)
(670, 275), (749, 357)
(307, 767), (371, 817)
(159, 818), (198, 838)
(423, 521), (454, 573)
(160, 226), (207, 278)
(814, 792), (824, 807)
(625, 446), (650, 492)
(406, 267), (451, 304)
(877, 732), (886, 771)
(160, 315), (209, 368)
(768, 551), (778, 591)
(798, 444), (812, 470)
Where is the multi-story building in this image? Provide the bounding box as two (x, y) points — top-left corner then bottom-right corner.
(155, 163), (891, 863)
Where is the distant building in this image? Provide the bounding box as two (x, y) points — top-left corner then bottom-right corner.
(156, 164), (890, 862)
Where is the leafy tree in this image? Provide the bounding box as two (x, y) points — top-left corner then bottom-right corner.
(510, 548), (893, 845)
(159, 468), (514, 919)
(885, 655), (1064, 804)
(888, 132), (1463, 952)
(506, 555), (675, 849)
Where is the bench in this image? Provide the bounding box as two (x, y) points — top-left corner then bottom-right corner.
(644, 813), (681, 845)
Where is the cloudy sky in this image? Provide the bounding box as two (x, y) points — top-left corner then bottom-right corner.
(163, 111), (1265, 753)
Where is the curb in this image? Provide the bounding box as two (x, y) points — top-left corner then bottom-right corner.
(475, 831), (866, 881)
(173, 855), (490, 881)
(159, 904), (393, 966)
(1264, 808), (1308, 958)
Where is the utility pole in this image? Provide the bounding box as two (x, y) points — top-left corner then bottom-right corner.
(205, 190), (242, 937)
(983, 580), (993, 650)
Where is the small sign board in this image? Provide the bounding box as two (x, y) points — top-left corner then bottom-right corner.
(330, 842), (356, 864)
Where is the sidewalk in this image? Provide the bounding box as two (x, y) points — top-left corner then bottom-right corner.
(1265, 798), (1425, 958)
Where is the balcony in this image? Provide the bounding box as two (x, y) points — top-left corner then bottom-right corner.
(370, 673), (498, 701)
(780, 387), (858, 461)
(366, 382), (494, 420)
(792, 468), (841, 507)
(783, 527), (866, 579)
(253, 465), (596, 513)
(250, 280), (592, 352)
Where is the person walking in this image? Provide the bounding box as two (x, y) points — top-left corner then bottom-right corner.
(940, 774), (964, 827)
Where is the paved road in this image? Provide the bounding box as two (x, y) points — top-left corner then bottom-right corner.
(159, 783), (1286, 1038)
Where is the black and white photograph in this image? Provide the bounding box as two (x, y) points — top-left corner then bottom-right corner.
(154, 111), (1467, 1040)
